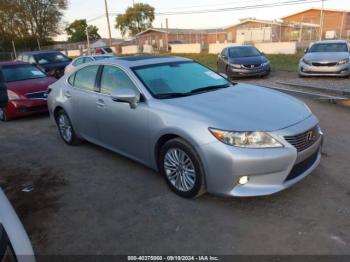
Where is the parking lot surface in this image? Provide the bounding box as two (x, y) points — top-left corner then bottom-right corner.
(0, 95), (350, 255)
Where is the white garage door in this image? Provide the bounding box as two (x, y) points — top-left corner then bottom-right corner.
(236, 27), (272, 43)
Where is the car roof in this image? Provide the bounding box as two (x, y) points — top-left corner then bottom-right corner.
(104, 55), (191, 68)
(0, 61), (28, 67)
(19, 50), (63, 55)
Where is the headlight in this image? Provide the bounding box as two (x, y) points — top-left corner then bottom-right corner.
(338, 58), (349, 65)
(230, 64), (241, 69)
(262, 61), (270, 67)
(302, 58), (311, 65)
(209, 128), (283, 148)
(7, 90), (20, 100)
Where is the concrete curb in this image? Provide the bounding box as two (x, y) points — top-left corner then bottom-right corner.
(275, 81), (350, 98)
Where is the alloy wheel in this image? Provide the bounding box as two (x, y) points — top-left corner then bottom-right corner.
(164, 148), (196, 192)
(58, 113), (73, 142)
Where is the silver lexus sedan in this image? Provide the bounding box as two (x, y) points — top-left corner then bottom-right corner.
(0, 188), (35, 262)
(48, 56), (323, 198)
(299, 40), (350, 77)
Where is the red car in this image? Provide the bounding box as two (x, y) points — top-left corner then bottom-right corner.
(0, 61), (56, 121)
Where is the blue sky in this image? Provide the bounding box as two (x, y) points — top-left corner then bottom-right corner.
(57, 0), (348, 40)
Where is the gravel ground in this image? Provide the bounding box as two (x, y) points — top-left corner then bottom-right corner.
(237, 71), (350, 92)
(0, 97), (350, 258)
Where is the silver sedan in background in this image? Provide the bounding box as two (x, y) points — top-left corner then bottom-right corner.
(64, 54), (114, 75)
(298, 40), (350, 77)
(48, 56), (323, 198)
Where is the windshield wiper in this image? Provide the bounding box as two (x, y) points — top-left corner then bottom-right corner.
(190, 84), (231, 94)
(154, 84), (232, 99)
(154, 92), (191, 99)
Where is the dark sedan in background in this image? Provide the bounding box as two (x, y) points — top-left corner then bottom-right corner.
(217, 45), (271, 79)
(0, 61), (56, 121)
(17, 50), (71, 78)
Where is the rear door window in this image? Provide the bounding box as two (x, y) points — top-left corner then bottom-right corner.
(73, 65), (99, 92)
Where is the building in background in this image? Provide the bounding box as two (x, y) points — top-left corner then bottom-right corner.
(281, 8), (350, 40)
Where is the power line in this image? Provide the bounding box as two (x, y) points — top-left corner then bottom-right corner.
(88, 0), (326, 22)
(155, 0), (282, 11)
(155, 0), (326, 15)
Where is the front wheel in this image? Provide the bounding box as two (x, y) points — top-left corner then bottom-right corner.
(55, 110), (81, 145)
(159, 138), (206, 198)
(0, 107), (8, 122)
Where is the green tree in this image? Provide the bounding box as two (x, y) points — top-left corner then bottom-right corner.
(0, 0), (67, 50)
(115, 3), (155, 37)
(65, 19), (101, 43)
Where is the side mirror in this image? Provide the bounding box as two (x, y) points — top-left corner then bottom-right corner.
(304, 48), (309, 54)
(111, 88), (140, 109)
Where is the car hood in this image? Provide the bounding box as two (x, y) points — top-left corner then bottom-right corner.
(303, 52), (349, 62)
(159, 83), (312, 132)
(229, 55), (267, 65)
(6, 77), (57, 96)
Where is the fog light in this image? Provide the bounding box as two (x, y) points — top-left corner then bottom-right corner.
(239, 176), (249, 185)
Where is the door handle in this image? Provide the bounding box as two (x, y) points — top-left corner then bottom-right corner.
(64, 91), (71, 98)
(96, 99), (105, 107)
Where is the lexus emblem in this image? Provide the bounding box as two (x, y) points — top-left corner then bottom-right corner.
(250, 65), (254, 68)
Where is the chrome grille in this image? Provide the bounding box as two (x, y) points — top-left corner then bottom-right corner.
(284, 126), (320, 152)
(242, 64), (261, 69)
(312, 62), (337, 67)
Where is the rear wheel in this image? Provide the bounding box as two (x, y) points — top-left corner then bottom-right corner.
(56, 109), (81, 145)
(0, 107), (8, 122)
(159, 138), (205, 198)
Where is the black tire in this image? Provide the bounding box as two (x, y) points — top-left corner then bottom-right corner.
(55, 109), (81, 145)
(0, 107), (8, 122)
(159, 138), (206, 198)
(225, 66), (232, 81)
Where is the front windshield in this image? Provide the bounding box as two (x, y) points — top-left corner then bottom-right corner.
(308, 43), (348, 53)
(133, 61), (230, 98)
(2, 64), (47, 82)
(229, 46), (261, 58)
(35, 52), (70, 65)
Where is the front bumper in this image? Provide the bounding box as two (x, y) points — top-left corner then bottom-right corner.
(5, 99), (48, 120)
(298, 61), (350, 76)
(197, 115), (322, 197)
(228, 65), (270, 78)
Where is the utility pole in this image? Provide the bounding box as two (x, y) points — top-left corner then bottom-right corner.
(319, 0), (324, 40)
(299, 15), (304, 42)
(37, 38), (41, 50)
(11, 40), (17, 59)
(104, 0), (113, 46)
(86, 27), (91, 55)
(166, 18), (169, 51)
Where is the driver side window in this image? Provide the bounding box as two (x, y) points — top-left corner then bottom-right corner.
(221, 48), (226, 57)
(100, 66), (138, 95)
(73, 57), (84, 66)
